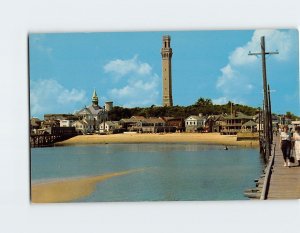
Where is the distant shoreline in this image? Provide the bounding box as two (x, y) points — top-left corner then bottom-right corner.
(55, 132), (259, 147)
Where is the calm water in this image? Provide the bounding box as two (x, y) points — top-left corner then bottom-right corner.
(31, 143), (264, 201)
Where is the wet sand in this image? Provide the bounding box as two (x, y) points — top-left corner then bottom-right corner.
(31, 169), (145, 203)
(56, 133), (259, 147)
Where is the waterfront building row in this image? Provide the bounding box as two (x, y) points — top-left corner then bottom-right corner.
(30, 90), (298, 135)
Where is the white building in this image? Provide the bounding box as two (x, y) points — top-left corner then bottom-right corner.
(60, 119), (74, 127)
(72, 120), (89, 134)
(99, 121), (120, 133)
(291, 121), (300, 131)
(185, 115), (206, 132)
(75, 90), (108, 132)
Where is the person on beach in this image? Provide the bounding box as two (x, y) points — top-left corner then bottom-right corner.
(292, 126), (300, 166)
(280, 125), (292, 167)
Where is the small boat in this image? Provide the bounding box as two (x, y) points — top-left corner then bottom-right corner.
(224, 146), (228, 150)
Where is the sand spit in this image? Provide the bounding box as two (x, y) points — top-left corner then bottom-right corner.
(31, 168), (145, 203)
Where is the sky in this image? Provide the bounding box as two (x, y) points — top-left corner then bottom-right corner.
(29, 29), (299, 119)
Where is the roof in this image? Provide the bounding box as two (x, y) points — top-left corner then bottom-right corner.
(120, 118), (141, 123)
(42, 120), (60, 126)
(131, 116), (146, 120)
(87, 105), (103, 115)
(164, 117), (184, 122)
(76, 105), (103, 116)
(185, 115), (205, 121)
(161, 117), (175, 121)
(101, 121), (119, 126)
(31, 118), (42, 126)
(31, 117), (41, 122)
(207, 114), (226, 121)
(44, 114), (74, 117)
(141, 118), (165, 124)
(72, 120), (88, 126)
(224, 112), (253, 120)
(242, 120), (257, 127)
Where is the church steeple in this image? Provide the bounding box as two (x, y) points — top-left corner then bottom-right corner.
(92, 89), (99, 106)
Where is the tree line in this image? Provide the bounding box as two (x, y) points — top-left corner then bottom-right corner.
(108, 98), (261, 121)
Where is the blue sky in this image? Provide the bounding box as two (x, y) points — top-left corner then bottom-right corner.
(29, 29), (299, 119)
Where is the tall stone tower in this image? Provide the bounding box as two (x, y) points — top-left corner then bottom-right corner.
(161, 35), (173, 107)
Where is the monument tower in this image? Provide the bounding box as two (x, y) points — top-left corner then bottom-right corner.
(161, 35), (173, 107)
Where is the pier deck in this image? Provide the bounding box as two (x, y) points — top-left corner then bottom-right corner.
(267, 137), (300, 199)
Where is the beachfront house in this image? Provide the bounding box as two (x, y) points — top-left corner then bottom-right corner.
(185, 115), (206, 132)
(220, 112), (255, 135)
(206, 114), (226, 132)
(119, 116), (145, 131)
(162, 117), (185, 132)
(99, 121), (120, 133)
(119, 116), (175, 133)
(72, 120), (89, 134)
(241, 120), (257, 132)
(136, 117), (166, 133)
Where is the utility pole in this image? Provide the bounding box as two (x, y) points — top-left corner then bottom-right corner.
(249, 36), (278, 159)
(268, 84), (273, 144)
(103, 106), (106, 134)
(258, 107), (262, 154)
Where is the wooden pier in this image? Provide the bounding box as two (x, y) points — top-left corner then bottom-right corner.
(267, 136), (300, 199)
(30, 127), (77, 147)
(244, 36), (299, 200)
(245, 136), (300, 200)
(30, 134), (75, 147)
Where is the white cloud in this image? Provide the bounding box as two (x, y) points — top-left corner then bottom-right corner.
(229, 29), (295, 66)
(30, 79), (87, 117)
(216, 64), (236, 90)
(57, 89), (86, 104)
(103, 55), (152, 77)
(215, 29), (296, 104)
(104, 56), (159, 107)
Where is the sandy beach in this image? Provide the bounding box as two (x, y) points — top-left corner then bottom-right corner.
(56, 133), (259, 147)
(31, 168), (145, 203)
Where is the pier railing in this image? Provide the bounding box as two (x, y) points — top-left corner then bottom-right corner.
(30, 127), (77, 147)
(30, 133), (77, 147)
(260, 143), (276, 200)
